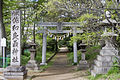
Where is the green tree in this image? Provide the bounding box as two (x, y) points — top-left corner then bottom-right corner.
(0, 0), (6, 56)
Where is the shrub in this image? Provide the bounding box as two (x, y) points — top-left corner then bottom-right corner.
(21, 55), (30, 66)
(85, 45), (100, 61)
(67, 51), (81, 64)
(21, 49), (30, 65)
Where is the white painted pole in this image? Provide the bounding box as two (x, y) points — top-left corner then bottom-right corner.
(73, 27), (77, 63)
(1, 38), (6, 68)
(3, 47), (5, 68)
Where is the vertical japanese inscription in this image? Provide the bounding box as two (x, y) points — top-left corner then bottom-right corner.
(11, 10), (21, 66)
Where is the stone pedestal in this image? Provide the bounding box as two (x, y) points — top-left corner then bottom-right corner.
(77, 53), (89, 70)
(77, 60), (89, 70)
(91, 41), (118, 77)
(40, 63), (47, 66)
(4, 66), (27, 80)
(26, 60), (40, 70)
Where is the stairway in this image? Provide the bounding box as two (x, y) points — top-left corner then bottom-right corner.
(91, 42), (118, 77)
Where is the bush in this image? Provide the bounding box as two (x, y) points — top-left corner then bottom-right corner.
(85, 45), (100, 61)
(21, 55), (30, 66)
(21, 49), (30, 66)
(35, 52), (42, 64)
(67, 45), (100, 64)
(47, 38), (57, 52)
(67, 51), (81, 64)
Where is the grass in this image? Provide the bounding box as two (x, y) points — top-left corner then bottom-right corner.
(40, 60), (54, 71)
(88, 73), (120, 80)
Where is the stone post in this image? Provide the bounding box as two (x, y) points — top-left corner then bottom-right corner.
(40, 27), (47, 65)
(26, 42), (39, 70)
(81, 53), (85, 60)
(73, 27), (77, 63)
(4, 10), (27, 80)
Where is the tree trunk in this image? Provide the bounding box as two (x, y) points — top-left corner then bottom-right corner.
(0, 0), (3, 56)
(0, 0), (6, 56)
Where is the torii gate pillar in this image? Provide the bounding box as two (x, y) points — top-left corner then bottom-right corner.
(40, 27), (47, 65)
(73, 27), (77, 63)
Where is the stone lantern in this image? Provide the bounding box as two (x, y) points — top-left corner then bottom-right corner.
(26, 42), (39, 71)
(91, 11), (119, 76)
(77, 43), (89, 70)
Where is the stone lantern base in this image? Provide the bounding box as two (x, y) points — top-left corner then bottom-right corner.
(77, 60), (89, 70)
(4, 66), (27, 80)
(91, 42), (118, 77)
(26, 60), (40, 71)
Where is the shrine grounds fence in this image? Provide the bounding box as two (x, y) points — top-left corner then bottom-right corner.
(0, 57), (10, 68)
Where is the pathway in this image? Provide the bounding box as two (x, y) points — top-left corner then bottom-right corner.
(30, 47), (89, 80)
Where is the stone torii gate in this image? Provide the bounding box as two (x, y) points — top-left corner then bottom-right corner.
(36, 22), (83, 65)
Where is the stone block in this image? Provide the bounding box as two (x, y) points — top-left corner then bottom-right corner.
(5, 66), (26, 72)
(94, 60), (113, 67)
(4, 75), (25, 80)
(4, 70), (27, 76)
(100, 49), (118, 56)
(91, 70), (97, 77)
(97, 55), (112, 62)
(26, 60), (40, 70)
(4, 66), (27, 80)
(77, 60), (89, 70)
(94, 65), (111, 74)
(79, 60), (88, 64)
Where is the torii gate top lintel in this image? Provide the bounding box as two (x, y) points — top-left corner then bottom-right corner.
(36, 22), (83, 27)
(36, 22), (84, 34)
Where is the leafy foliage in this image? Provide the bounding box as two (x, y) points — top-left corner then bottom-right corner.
(67, 51), (81, 64)
(85, 45), (100, 61)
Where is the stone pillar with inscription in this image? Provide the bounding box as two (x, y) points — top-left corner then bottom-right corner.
(73, 27), (77, 64)
(4, 10), (27, 80)
(40, 27), (47, 65)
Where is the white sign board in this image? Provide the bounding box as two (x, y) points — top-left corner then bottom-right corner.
(1, 38), (6, 47)
(11, 10), (21, 66)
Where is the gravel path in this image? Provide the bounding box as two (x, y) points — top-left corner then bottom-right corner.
(30, 47), (89, 80)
